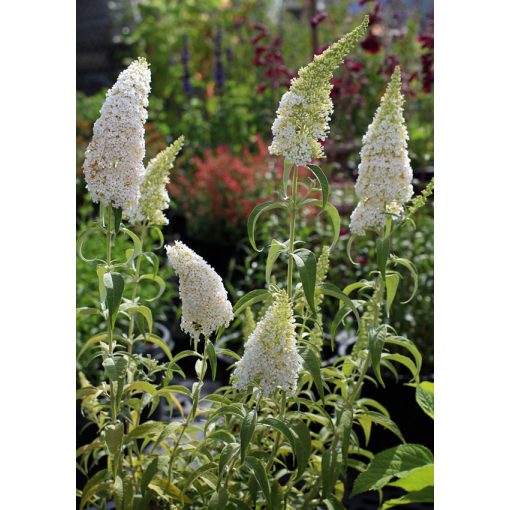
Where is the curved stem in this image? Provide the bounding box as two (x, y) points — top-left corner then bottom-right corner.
(287, 167), (299, 297)
(266, 391), (286, 471)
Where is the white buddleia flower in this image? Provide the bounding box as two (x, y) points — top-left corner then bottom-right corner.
(232, 291), (303, 397)
(135, 136), (185, 225)
(269, 17), (368, 167)
(83, 57), (151, 222)
(166, 241), (233, 342)
(350, 67), (414, 235)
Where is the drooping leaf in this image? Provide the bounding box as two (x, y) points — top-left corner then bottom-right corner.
(106, 273), (124, 327)
(376, 238), (390, 279)
(105, 421), (124, 478)
(385, 272), (400, 316)
(352, 444), (433, 495)
(302, 348), (325, 403)
(290, 419), (312, 479)
(305, 199), (341, 247)
(291, 249), (317, 313)
(266, 239), (286, 285)
(307, 164), (329, 208)
(381, 485), (434, 509)
(368, 325), (387, 386)
(206, 340), (217, 380)
(388, 464), (434, 492)
(416, 381), (434, 419)
(244, 456), (272, 506)
(390, 256), (419, 303)
(240, 409), (257, 462)
(318, 283), (361, 327)
(247, 201), (286, 252)
(233, 289), (271, 316)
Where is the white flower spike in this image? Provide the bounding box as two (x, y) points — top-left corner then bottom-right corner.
(350, 67), (414, 235)
(83, 57), (151, 222)
(166, 241), (233, 342)
(269, 17), (368, 167)
(232, 291), (303, 397)
(135, 136), (185, 225)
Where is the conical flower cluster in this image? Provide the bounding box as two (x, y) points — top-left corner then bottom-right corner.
(83, 58), (151, 221)
(232, 291), (303, 397)
(350, 67), (413, 235)
(269, 17), (368, 167)
(135, 136), (185, 225)
(166, 241), (233, 342)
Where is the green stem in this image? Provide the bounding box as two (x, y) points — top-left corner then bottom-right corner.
(287, 167), (299, 297)
(104, 205), (118, 422)
(168, 340), (209, 485)
(266, 391), (286, 471)
(128, 224), (147, 355)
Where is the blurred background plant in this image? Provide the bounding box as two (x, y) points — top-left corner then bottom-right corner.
(77, 0), (433, 373)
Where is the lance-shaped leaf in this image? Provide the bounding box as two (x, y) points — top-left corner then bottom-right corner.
(266, 239), (287, 285)
(307, 164), (329, 208)
(106, 273), (124, 327)
(247, 201), (286, 252)
(304, 199), (341, 247)
(291, 249), (317, 314)
(240, 409), (257, 462)
(233, 289), (271, 316)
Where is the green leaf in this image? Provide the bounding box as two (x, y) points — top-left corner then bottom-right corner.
(385, 336), (422, 374)
(260, 417), (297, 459)
(113, 475), (124, 510)
(381, 485), (434, 509)
(183, 462), (217, 491)
(103, 356), (128, 382)
(305, 200), (341, 247)
(206, 340), (217, 380)
(77, 226), (105, 264)
(283, 158), (292, 197)
(121, 303), (153, 333)
(266, 239), (286, 285)
(307, 164), (329, 208)
(105, 421), (124, 478)
(290, 419), (312, 479)
(244, 456), (271, 506)
(368, 325), (387, 386)
(79, 469), (110, 510)
(352, 444), (433, 496)
(233, 289), (271, 316)
(382, 353), (418, 381)
(120, 227), (143, 264)
(390, 256), (419, 303)
(138, 274), (166, 302)
(136, 334), (173, 361)
(416, 382), (434, 419)
(106, 273), (124, 327)
(148, 479), (192, 504)
(385, 272), (400, 316)
(363, 411), (405, 443)
(389, 464), (434, 491)
(219, 443), (240, 475)
(337, 403), (353, 474)
(319, 283), (361, 327)
(291, 249), (317, 314)
(240, 409), (257, 462)
(376, 238), (390, 279)
(302, 348), (325, 403)
(141, 458), (159, 495)
(247, 201), (286, 252)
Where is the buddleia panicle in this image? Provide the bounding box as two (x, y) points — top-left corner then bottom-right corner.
(83, 58), (151, 221)
(232, 291), (303, 397)
(408, 177), (434, 217)
(350, 67), (414, 235)
(242, 307), (256, 339)
(166, 241), (234, 342)
(136, 136), (185, 225)
(309, 246), (331, 349)
(269, 17), (369, 167)
(353, 281), (384, 355)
